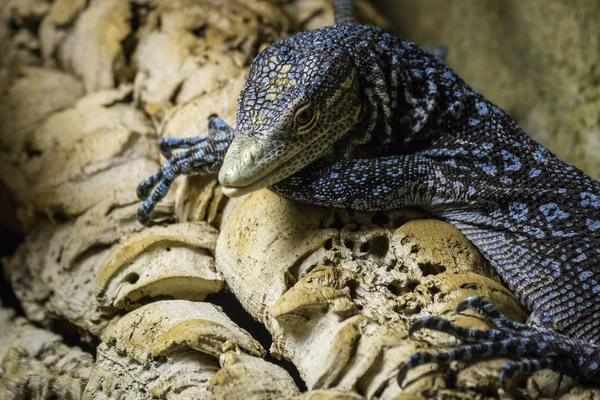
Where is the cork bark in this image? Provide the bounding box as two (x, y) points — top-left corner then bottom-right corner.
(0, 1), (598, 399)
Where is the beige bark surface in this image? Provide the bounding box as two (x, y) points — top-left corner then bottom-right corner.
(0, 1), (598, 399)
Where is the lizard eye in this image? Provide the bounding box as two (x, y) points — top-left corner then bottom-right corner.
(295, 104), (316, 130)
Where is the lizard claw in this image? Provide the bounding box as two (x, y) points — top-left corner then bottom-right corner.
(396, 362), (408, 388)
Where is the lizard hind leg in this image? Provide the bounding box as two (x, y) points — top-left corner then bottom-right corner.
(397, 337), (538, 386)
(408, 315), (509, 343)
(456, 296), (532, 333)
(398, 296), (600, 387)
(498, 358), (557, 387)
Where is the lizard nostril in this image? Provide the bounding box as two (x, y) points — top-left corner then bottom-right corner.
(244, 145), (259, 164)
(244, 151), (253, 164)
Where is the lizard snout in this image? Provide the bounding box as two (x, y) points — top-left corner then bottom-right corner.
(219, 139), (265, 188)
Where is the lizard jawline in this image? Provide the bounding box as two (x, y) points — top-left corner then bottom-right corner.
(220, 145), (303, 198)
(221, 173), (274, 197)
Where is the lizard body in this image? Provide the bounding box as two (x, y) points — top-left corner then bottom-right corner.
(137, 0), (600, 386)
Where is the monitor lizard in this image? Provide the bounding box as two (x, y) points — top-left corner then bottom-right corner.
(136, 0), (600, 387)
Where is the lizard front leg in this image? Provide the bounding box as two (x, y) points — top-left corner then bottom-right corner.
(137, 115), (235, 225)
(270, 153), (472, 211)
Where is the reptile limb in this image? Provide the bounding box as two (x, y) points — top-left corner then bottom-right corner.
(136, 115), (234, 225)
(399, 296), (600, 385)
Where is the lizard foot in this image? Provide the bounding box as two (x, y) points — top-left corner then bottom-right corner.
(136, 115), (235, 225)
(397, 296), (600, 387)
(156, 115), (234, 158)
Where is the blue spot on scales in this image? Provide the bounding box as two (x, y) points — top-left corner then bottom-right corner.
(533, 147), (549, 163)
(539, 202), (569, 222)
(586, 219), (600, 231)
(500, 150), (521, 171)
(475, 101), (489, 116)
(508, 202), (529, 223)
(579, 271), (593, 281)
(580, 192), (600, 208)
(474, 161), (497, 176)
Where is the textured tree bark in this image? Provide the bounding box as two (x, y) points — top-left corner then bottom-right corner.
(0, 1), (598, 399)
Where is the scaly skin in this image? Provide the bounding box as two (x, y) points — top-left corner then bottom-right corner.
(137, 0), (600, 386)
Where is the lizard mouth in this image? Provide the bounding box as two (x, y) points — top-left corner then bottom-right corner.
(219, 139), (306, 198)
(220, 170), (279, 197)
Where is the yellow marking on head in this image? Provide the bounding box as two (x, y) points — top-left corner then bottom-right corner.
(250, 114), (261, 125)
(326, 89), (343, 107)
(265, 90), (277, 102)
(340, 69), (356, 89)
(274, 78), (296, 87)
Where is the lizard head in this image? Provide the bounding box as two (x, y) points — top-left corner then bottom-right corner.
(219, 38), (362, 197)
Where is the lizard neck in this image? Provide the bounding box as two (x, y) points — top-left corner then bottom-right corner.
(322, 24), (477, 159)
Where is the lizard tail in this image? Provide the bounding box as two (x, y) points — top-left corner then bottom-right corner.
(333, 0), (355, 24)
